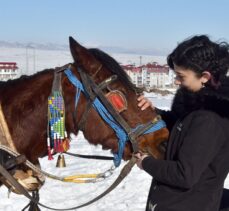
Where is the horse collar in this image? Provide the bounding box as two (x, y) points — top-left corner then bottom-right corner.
(0, 103), (17, 151)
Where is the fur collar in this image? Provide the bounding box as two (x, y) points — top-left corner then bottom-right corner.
(171, 77), (229, 119)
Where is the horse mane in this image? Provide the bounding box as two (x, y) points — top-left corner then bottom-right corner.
(0, 69), (53, 90)
(89, 48), (144, 94)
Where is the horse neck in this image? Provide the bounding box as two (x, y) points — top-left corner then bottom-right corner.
(1, 70), (54, 111)
(0, 70), (54, 162)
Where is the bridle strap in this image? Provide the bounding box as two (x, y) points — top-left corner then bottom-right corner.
(76, 69), (97, 131)
(98, 75), (118, 90)
(78, 68), (161, 153)
(77, 72), (118, 132)
(78, 68), (139, 152)
(51, 71), (62, 92)
(77, 101), (93, 131)
(132, 115), (162, 137)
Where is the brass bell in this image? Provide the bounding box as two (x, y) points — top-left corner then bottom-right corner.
(56, 154), (66, 168)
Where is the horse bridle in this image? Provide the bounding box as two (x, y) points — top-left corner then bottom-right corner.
(64, 64), (166, 165)
(77, 69), (118, 133)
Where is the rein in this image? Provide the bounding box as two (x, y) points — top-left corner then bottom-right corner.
(64, 151), (114, 160)
(0, 144), (136, 210)
(64, 66), (166, 166)
(0, 145), (114, 184)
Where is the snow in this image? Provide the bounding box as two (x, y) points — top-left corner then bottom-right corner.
(0, 47), (72, 76)
(0, 47), (228, 211)
(0, 47), (166, 76)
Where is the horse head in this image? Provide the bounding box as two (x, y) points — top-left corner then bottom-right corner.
(62, 37), (169, 165)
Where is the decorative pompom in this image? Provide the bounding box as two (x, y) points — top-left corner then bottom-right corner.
(48, 146), (54, 160)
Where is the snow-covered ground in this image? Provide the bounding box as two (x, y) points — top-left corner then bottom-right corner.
(0, 47), (228, 211)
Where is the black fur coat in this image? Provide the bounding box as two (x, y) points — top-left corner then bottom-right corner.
(142, 78), (229, 211)
(158, 77), (229, 132)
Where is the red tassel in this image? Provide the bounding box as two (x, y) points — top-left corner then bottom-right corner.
(57, 140), (61, 152)
(54, 139), (58, 152)
(48, 146), (54, 160)
(59, 140), (64, 153)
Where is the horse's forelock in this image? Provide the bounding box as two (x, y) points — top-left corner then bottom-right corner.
(88, 48), (144, 94)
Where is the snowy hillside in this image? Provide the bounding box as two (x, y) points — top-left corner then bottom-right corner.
(0, 47), (166, 76)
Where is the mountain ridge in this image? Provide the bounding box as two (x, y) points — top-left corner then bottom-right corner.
(0, 40), (167, 56)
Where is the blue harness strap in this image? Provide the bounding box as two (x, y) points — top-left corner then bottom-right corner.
(64, 68), (166, 167)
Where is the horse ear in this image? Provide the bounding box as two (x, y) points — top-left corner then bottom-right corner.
(69, 36), (101, 74)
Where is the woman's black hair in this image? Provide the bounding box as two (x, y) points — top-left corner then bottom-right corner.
(167, 35), (229, 88)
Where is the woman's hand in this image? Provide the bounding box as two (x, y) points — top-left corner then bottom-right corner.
(137, 95), (155, 111)
(135, 152), (149, 169)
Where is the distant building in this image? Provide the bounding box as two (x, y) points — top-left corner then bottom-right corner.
(0, 62), (19, 81)
(122, 62), (171, 89)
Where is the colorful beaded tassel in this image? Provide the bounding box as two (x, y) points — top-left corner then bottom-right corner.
(47, 91), (70, 160)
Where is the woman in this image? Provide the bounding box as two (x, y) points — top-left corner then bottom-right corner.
(136, 35), (229, 211)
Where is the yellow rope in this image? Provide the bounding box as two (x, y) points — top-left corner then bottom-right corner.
(60, 173), (103, 183)
(0, 144), (115, 184)
(64, 174), (100, 180)
(63, 179), (95, 183)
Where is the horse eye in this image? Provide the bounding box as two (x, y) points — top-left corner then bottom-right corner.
(119, 88), (127, 96)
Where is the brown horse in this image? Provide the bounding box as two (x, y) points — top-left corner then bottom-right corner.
(0, 37), (169, 192)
